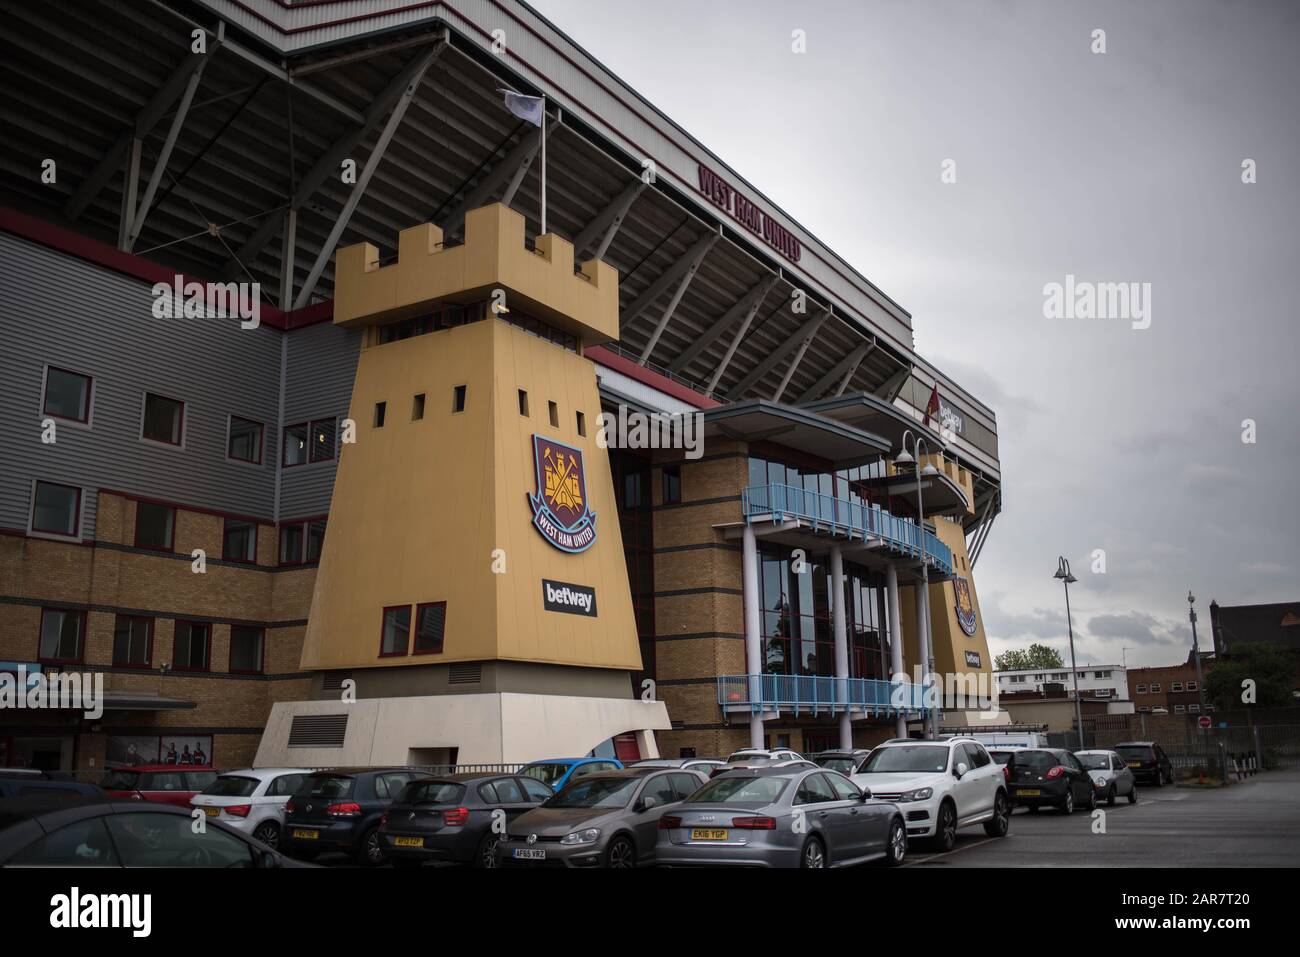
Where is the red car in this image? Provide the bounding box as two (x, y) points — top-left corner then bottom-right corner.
(100, 765), (219, 806)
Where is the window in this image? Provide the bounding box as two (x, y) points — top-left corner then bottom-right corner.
(9, 818), (119, 867)
(279, 523), (303, 565)
(267, 773), (306, 798)
(30, 481), (81, 537)
(283, 419), (335, 465)
(43, 366), (92, 424)
(381, 606), (411, 656)
(548, 400), (559, 428)
(373, 401), (386, 428)
(112, 615), (153, 667)
(662, 465), (682, 505)
(173, 621), (211, 671)
(491, 778), (525, 804)
(227, 416), (264, 464)
(310, 418), (336, 462)
(229, 626), (264, 674)
(1189, 703), (1201, 714)
(1171, 682), (1183, 692)
(141, 392), (184, 445)
(1136, 684), (1148, 694)
(223, 520), (257, 563)
(518, 389), (529, 416)
(1151, 683), (1161, 693)
(1187, 681), (1198, 691)
(283, 423), (308, 466)
(795, 773), (837, 805)
(519, 777), (552, 802)
(826, 774), (861, 802)
(414, 602), (446, 655)
(412, 394), (425, 420)
(106, 813), (253, 868)
(38, 608), (85, 663)
(134, 501), (175, 551)
(1174, 705), (1186, 714)
(452, 384), (466, 413)
(642, 774), (678, 808)
(306, 519), (326, 562)
(576, 410), (586, 437)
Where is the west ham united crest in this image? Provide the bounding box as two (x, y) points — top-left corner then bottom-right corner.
(528, 436), (596, 553)
(954, 577), (978, 637)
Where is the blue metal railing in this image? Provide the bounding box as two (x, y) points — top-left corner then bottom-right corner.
(718, 674), (926, 715)
(741, 483), (953, 575)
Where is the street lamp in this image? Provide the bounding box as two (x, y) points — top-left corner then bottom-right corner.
(900, 429), (940, 738)
(1054, 556), (1085, 751)
(1188, 591), (1207, 714)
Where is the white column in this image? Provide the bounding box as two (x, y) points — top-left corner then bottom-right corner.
(830, 545), (851, 750)
(741, 524), (764, 749)
(915, 573), (932, 738)
(886, 563), (906, 738)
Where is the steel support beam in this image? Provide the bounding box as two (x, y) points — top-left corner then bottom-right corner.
(572, 180), (644, 261)
(874, 365), (911, 401)
(669, 274), (776, 374)
(438, 121), (553, 239)
(116, 138), (141, 249)
(772, 313), (825, 403)
(705, 280), (775, 395)
(730, 310), (829, 399)
(293, 46), (439, 309)
(634, 232), (718, 364)
(797, 342), (872, 404)
(834, 343), (875, 396)
(278, 208), (298, 310)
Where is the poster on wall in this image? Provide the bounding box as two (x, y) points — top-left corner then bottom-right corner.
(106, 735), (213, 768)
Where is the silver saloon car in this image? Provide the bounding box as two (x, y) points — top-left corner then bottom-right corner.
(498, 767), (705, 867)
(655, 766), (907, 868)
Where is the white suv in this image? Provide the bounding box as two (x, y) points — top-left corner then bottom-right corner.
(851, 738), (1009, 851)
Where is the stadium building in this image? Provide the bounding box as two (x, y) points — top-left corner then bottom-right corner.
(0, 0), (1002, 772)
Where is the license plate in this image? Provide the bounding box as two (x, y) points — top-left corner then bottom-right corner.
(394, 836), (424, 847)
(1127, 762), (1141, 768)
(292, 829), (319, 840)
(202, 807), (220, 817)
(513, 848), (546, 860)
(1017, 789), (1041, 797)
(691, 828), (729, 841)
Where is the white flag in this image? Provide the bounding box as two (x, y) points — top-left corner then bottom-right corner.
(498, 89), (543, 126)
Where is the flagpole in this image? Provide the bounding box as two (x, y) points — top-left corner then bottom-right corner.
(540, 96), (547, 236)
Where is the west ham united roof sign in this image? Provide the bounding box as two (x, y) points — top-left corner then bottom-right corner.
(528, 436), (597, 553)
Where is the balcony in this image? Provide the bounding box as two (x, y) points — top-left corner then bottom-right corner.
(718, 674), (926, 717)
(741, 483), (954, 576)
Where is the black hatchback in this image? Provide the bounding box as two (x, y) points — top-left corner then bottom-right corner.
(1114, 742), (1175, 786)
(1008, 749), (1096, 814)
(281, 768), (422, 865)
(379, 773), (554, 868)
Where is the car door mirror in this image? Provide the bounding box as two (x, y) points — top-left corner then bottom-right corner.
(954, 762), (969, 778)
(859, 788), (872, 801)
(637, 796), (657, 813)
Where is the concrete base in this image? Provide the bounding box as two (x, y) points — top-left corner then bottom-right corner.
(253, 692), (672, 767)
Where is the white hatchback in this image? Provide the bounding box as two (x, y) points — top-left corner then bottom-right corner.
(851, 738), (1009, 851)
(190, 768), (311, 849)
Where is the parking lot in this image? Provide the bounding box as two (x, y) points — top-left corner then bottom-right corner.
(904, 767), (1300, 868)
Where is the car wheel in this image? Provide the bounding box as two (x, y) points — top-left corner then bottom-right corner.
(1085, 787), (1097, 812)
(932, 801), (957, 851)
(355, 826), (383, 867)
(475, 832), (501, 869)
(983, 791), (1010, 837)
(605, 835), (636, 869)
(1128, 786), (1138, 804)
(885, 818), (907, 866)
(252, 821), (280, 849)
(800, 836), (827, 869)
(1062, 788), (1075, 815)
(1106, 786), (1116, 807)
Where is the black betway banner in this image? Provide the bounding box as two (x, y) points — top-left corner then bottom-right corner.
(542, 579), (597, 617)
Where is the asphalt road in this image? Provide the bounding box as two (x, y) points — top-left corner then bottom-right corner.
(904, 767), (1300, 868)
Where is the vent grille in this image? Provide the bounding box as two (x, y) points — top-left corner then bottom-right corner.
(321, 671), (352, 692)
(288, 713), (348, 748)
(448, 663), (481, 685)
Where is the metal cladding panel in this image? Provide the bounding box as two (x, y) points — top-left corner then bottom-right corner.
(0, 234), (281, 533)
(279, 321), (361, 520)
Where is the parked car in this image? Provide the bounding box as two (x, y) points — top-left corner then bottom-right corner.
(280, 768), (422, 865)
(379, 772), (554, 868)
(99, 766), (218, 807)
(710, 748), (804, 776)
(1074, 750), (1138, 805)
(499, 767), (706, 868)
(811, 749), (873, 775)
(851, 737), (1009, 850)
(0, 770), (104, 802)
(0, 798), (312, 868)
(519, 757), (623, 793)
(656, 766), (907, 868)
(629, 757), (726, 776)
(988, 749), (1017, 785)
(189, 768), (309, 849)
(1006, 749), (1096, 813)
(1114, 741), (1175, 787)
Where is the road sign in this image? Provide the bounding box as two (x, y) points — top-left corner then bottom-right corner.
(1198, 715), (1212, 729)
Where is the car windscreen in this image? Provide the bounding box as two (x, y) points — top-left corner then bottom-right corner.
(1115, 746), (1153, 760)
(814, 758), (856, 774)
(989, 752), (1013, 765)
(727, 753), (773, 764)
(521, 764), (569, 786)
(1013, 750), (1061, 769)
(544, 777), (639, 809)
(203, 775), (260, 797)
(100, 770), (140, 790)
(688, 776), (788, 805)
(299, 775), (355, 799)
(860, 745), (949, 773)
(399, 781), (465, 805)
(1077, 754), (1110, 770)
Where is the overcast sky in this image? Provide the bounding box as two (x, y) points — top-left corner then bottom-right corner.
(530, 0), (1300, 668)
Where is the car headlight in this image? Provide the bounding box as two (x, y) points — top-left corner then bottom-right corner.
(899, 787), (933, 802)
(560, 828), (601, 846)
(1095, 777), (1108, 788)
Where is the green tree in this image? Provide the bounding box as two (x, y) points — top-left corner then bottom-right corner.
(994, 643), (1065, 672)
(1205, 644), (1296, 710)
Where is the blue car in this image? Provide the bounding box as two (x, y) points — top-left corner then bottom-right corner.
(519, 757), (623, 794)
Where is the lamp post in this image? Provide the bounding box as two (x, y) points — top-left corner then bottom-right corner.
(1188, 591), (1207, 714)
(1054, 556), (1084, 751)
(897, 430), (940, 738)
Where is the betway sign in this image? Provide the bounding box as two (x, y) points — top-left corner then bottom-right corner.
(697, 165), (802, 264)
